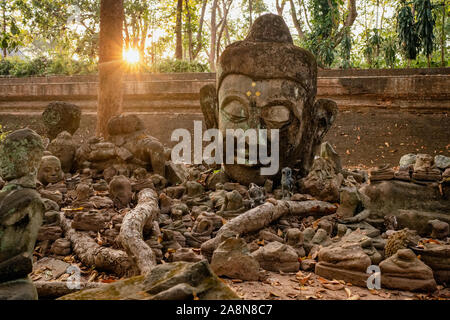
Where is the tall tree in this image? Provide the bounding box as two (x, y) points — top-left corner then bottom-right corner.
(415, 0), (436, 67)
(175, 0), (183, 59)
(97, 0), (124, 138)
(397, 1), (420, 66)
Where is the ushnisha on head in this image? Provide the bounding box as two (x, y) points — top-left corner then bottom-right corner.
(200, 14), (337, 185)
(0, 128), (44, 188)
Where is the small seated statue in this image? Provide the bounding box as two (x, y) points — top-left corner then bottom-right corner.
(0, 128), (45, 300)
(217, 190), (246, 218)
(248, 183), (265, 208)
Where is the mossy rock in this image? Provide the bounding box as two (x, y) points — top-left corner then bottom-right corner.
(58, 260), (239, 300)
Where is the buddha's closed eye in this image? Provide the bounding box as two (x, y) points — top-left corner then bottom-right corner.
(222, 100), (247, 123)
(261, 105), (291, 129)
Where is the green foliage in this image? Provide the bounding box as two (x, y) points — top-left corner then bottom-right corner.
(151, 58), (209, 73)
(339, 28), (352, 69)
(0, 55), (97, 77)
(415, 0), (436, 58)
(0, 125), (10, 142)
(383, 36), (398, 68)
(397, 3), (420, 61)
(306, 0), (339, 67)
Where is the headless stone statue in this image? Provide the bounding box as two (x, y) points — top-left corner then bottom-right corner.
(199, 14), (337, 185)
(0, 128), (45, 300)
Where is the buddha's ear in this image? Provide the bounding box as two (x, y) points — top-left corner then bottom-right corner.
(200, 84), (219, 129)
(314, 99), (338, 141)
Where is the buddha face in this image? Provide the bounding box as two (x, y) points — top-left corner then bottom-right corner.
(38, 156), (64, 185)
(216, 74), (334, 185)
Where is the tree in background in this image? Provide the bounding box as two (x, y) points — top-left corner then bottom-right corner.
(96, 0), (124, 138)
(1, 0), (24, 58)
(339, 27), (352, 69)
(397, 1), (420, 67)
(175, 0), (183, 59)
(415, 0), (436, 67)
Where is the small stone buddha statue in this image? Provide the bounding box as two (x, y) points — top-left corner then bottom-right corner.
(0, 128), (45, 300)
(200, 14), (337, 185)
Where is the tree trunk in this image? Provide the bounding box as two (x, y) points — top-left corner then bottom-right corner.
(119, 188), (160, 275)
(2, 1), (7, 59)
(249, 0), (253, 28)
(442, 1), (446, 67)
(192, 0), (207, 60)
(209, 0), (218, 72)
(175, 0), (183, 60)
(96, 0), (124, 139)
(276, 0), (286, 16)
(289, 0), (305, 40)
(185, 0), (193, 61)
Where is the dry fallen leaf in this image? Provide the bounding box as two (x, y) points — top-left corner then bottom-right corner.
(347, 295), (360, 300)
(322, 283), (344, 291)
(344, 287), (352, 298)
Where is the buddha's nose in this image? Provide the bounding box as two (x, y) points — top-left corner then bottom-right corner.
(248, 102), (262, 129)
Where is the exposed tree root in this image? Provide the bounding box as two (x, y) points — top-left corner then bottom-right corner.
(201, 200), (337, 258)
(119, 188), (160, 274)
(59, 213), (135, 277)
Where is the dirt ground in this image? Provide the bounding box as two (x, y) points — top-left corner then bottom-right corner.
(223, 271), (450, 301)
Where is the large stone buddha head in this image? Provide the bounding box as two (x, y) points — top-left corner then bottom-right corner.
(200, 14), (337, 185)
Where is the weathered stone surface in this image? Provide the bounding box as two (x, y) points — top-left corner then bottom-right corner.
(396, 210), (450, 236)
(199, 13), (337, 185)
(33, 257), (70, 280)
(0, 277), (38, 300)
(429, 219), (449, 239)
(302, 157), (342, 203)
(317, 243), (371, 272)
(369, 165), (395, 181)
(211, 238), (260, 281)
(360, 180), (450, 222)
(37, 225), (63, 241)
(412, 243), (450, 284)
(42, 101), (81, 140)
(48, 131), (77, 173)
(107, 114), (144, 136)
(300, 259), (316, 272)
(186, 181), (204, 197)
(50, 238), (71, 256)
(336, 187), (362, 219)
(435, 155), (450, 170)
(166, 161), (188, 185)
(379, 249), (437, 292)
(399, 154), (416, 167)
(71, 211), (108, 232)
(170, 248), (204, 263)
(206, 170), (229, 190)
(251, 241), (299, 273)
(59, 261), (239, 300)
(109, 175), (132, 209)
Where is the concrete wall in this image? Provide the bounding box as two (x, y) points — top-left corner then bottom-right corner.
(0, 68), (449, 167)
